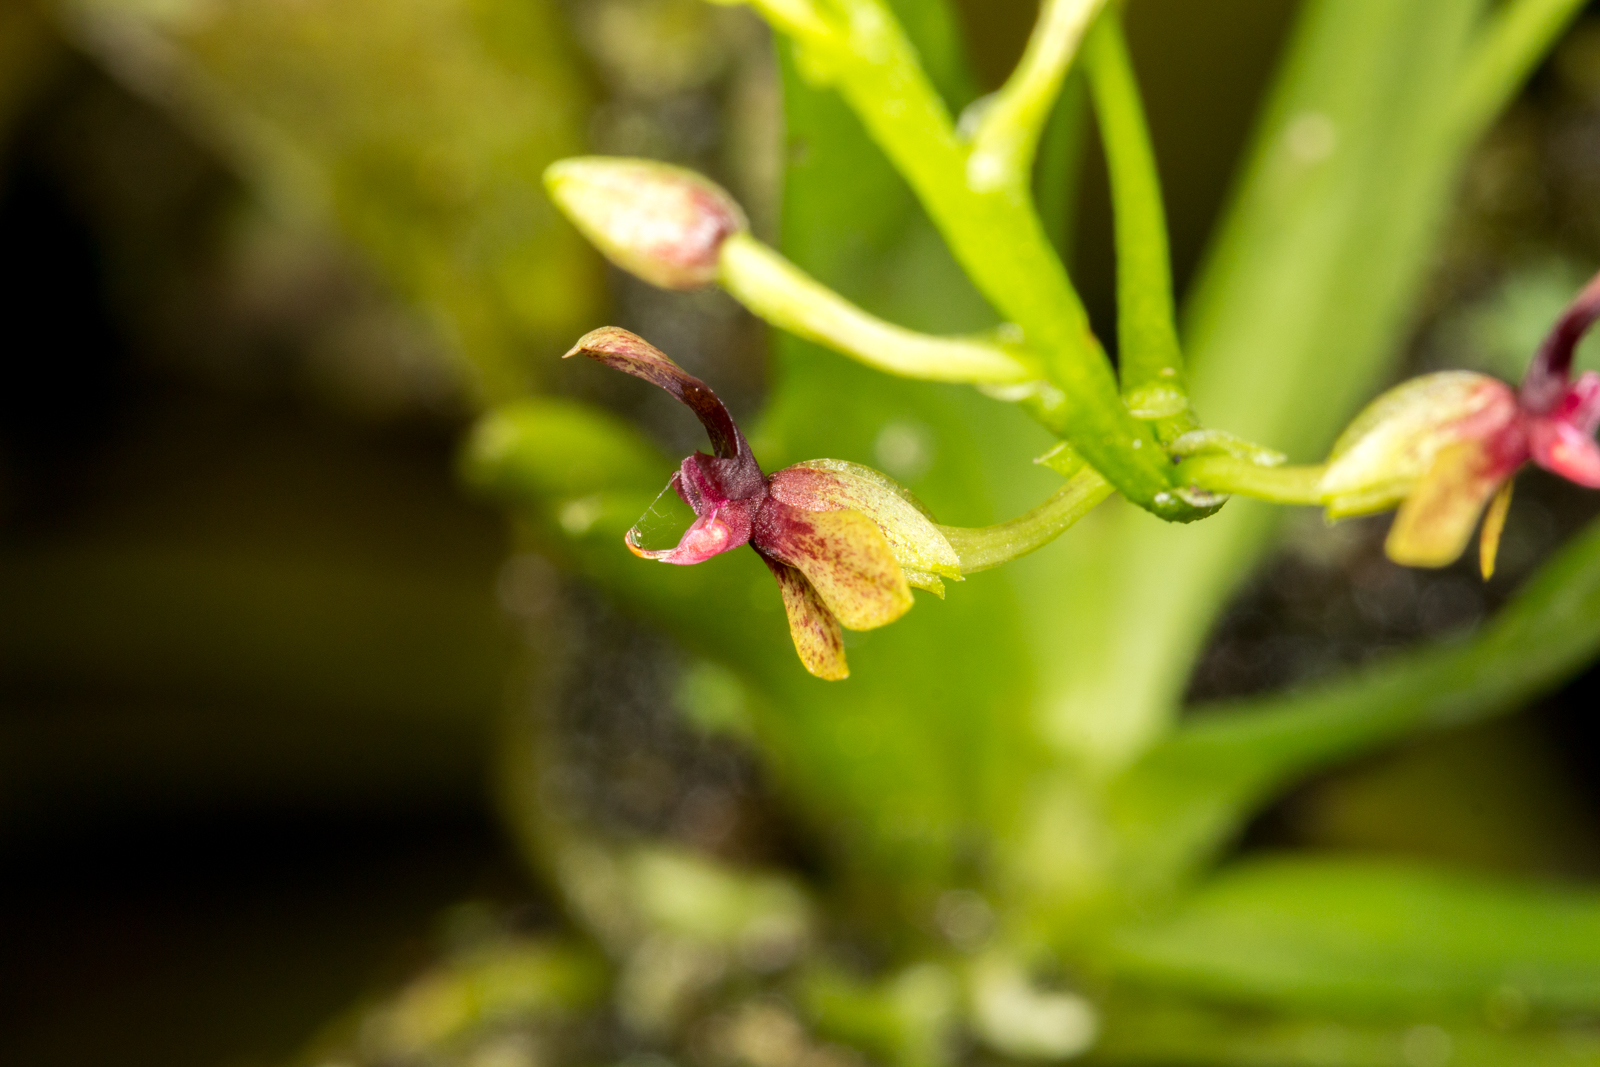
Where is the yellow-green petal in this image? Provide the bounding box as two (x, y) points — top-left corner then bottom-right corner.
(758, 503), (913, 631)
(767, 459), (962, 581)
(1385, 440), (1506, 569)
(763, 557), (848, 680)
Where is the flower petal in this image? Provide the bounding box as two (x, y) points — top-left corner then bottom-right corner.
(1322, 371), (1519, 500)
(564, 327), (760, 480)
(755, 501), (913, 631)
(1385, 440), (1507, 568)
(762, 556), (848, 680)
(1479, 478), (1514, 581)
(1529, 416), (1600, 488)
(766, 459), (961, 581)
(623, 465), (754, 564)
(628, 509), (744, 564)
(1521, 268), (1600, 413)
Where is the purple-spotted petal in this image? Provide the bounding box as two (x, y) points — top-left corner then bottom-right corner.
(766, 460), (961, 588)
(763, 556), (848, 680)
(1385, 439), (1507, 568)
(564, 328), (762, 490)
(755, 500), (912, 631)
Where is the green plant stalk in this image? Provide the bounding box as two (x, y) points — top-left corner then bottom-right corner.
(717, 233), (1038, 383)
(940, 466), (1114, 573)
(731, 0), (1193, 516)
(966, 0), (1110, 192)
(1031, 0), (1507, 780)
(1081, 10), (1189, 419)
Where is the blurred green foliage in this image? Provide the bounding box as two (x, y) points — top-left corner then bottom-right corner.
(9, 1), (1600, 1066)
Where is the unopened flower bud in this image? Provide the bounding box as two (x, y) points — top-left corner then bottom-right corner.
(545, 157), (748, 290)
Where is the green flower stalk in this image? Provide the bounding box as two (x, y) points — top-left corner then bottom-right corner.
(545, 155), (1038, 385)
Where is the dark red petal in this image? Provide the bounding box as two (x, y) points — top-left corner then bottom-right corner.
(564, 327), (759, 478)
(1522, 268), (1600, 413)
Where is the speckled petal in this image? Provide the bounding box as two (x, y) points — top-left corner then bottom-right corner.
(1322, 372), (1518, 501)
(766, 459), (961, 581)
(755, 501), (913, 631)
(762, 556), (848, 680)
(1385, 440), (1507, 569)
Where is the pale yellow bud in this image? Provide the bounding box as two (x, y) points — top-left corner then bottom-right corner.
(545, 157), (747, 290)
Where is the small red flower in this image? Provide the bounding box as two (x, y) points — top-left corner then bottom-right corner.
(566, 328), (960, 678)
(1321, 270), (1600, 575)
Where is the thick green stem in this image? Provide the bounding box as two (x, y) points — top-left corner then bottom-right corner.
(966, 0), (1110, 192)
(940, 467), (1113, 573)
(717, 233), (1038, 383)
(1082, 11), (1189, 422)
(735, 0), (1192, 516)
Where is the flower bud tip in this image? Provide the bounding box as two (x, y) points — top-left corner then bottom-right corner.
(546, 157), (747, 291)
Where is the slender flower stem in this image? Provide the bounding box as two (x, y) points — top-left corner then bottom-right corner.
(939, 467), (1114, 573)
(1177, 454), (1327, 506)
(743, 0), (1191, 516)
(1449, 0), (1589, 139)
(717, 234), (1039, 383)
(966, 0), (1111, 192)
(1082, 12), (1189, 421)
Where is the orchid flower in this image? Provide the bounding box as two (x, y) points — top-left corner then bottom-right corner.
(565, 327), (961, 679)
(1318, 269), (1600, 576)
